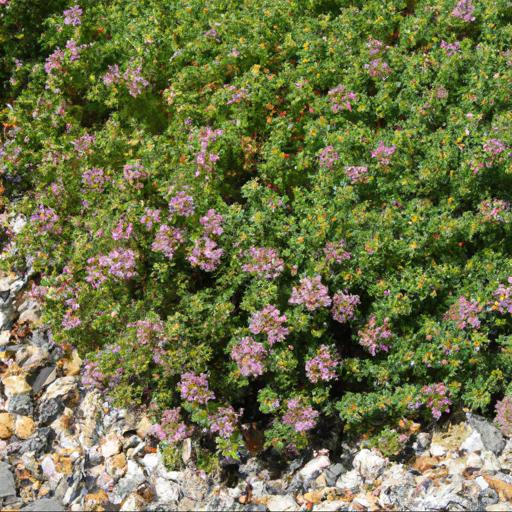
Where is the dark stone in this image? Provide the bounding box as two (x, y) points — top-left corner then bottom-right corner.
(0, 462), (16, 498)
(20, 427), (54, 454)
(7, 394), (33, 416)
(32, 366), (57, 394)
(478, 488), (499, 507)
(31, 329), (49, 348)
(38, 398), (63, 425)
(324, 463), (346, 487)
(467, 413), (506, 455)
(21, 498), (64, 511)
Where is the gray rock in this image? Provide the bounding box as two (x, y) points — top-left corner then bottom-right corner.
(467, 414), (505, 455)
(32, 366), (57, 394)
(31, 329), (50, 348)
(155, 477), (181, 503)
(20, 426), (53, 453)
(7, 393), (33, 416)
(21, 497), (65, 511)
(299, 455), (330, 480)
(110, 460), (145, 504)
(0, 462), (16, 498)
(352, 449), (387, 483)
(38, 398), (64, 425)
(324, 463), (345, 487)
(267, 495), (298, 511)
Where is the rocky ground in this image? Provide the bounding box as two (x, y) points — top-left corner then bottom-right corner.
(1, 269), (512, 511)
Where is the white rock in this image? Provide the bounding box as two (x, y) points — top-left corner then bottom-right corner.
(460, 430), (485, 453)
(481, 450), (500, 472)
(486, 504), (512, 512)
(466, 452), (482, 468)
(335, 469), (362, 491)
(120, 493), (145, 512)
(353, 449), (387, 482)
(141, 453), (160, 473)
(101, 433), (122, 459)
(313, 501), (347, 512)
(267, 495), (298, 512)
(429, 443), (448, 457)
(110, 460), (145, 504)
(475, 476), (489, 490)
(155, 477), (180, 503)
(299, 455), (330, 480)
(42, 377), (77, 401)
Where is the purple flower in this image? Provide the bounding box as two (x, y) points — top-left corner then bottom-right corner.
(282, 398), (319, 433)
(479, 199), (509, 222)
(123, 162), (147, 189)
(103, 64), (121, 86)
(242, 247), (284, 279)
(193, 127), (223, 176)
(495, 396), (512, 437)
(82, 167), (109, 192)
(85, 256), (107, 288)
(444, 296), (482, 330)
(451, 0), (475, 22)
(81, 360), (104, 389)
(289, 275), (331, 311)
(100, 248), (137, 280)
(328, 85), (357, 113)
(209, 406), (241, 439)
(483, 138), (506, 156)
(365, 58), (392, 79)
(123, 65), (149, 97)
(371, 141), (396, 165)
(63, 5), (82, 26)
(305, 345), (340, 383)
(345, 166), (369, 184)
(30, 205), (61, 234)
(319, 146), (339, 170)
(358, 315), (392, 356)
(367, 38), (385, 56)
(417, 383), (451, 420)
(128, 319), (164, 345)
(332, 291), (360, 323)
(188, 237), (223, 271)
(230, 337), (267, 377)
(200, 209), (224, 236)
(440, 40), (461, 56)
(72, 133), (95, 154)
(111, 219), (133, 240)
(151, 408), (192, 443)
(151, 225), (184, 260)
(44, 48), (65, 74)
(492, 278), (512, 314)
(178, 372), (214, 404)
(65, 39), (85, 62)
(324, 240), (351, 264)
(140, 208), (161, 230)
(224, 84), (249, 105)
(169, 191), (195, 217)
(249, 305), (289, 345)
(62, 312), (81, 330)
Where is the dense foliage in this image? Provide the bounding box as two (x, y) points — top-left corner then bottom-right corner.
(2, 0), (512, 457)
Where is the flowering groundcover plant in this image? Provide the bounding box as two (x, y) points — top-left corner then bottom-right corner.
(2, 0), (512, 459)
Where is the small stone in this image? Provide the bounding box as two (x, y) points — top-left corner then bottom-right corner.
(267, 495), (298, 511)
(106, 453), (127, 478)
(476, 476), (490, 490)
(335, 469), (361, 492)
(460, 430), (486, 453)
(155, 477), (181, 503)
(0, 461), (16, 497)
(323, 463), (345, 487)
(2, 374), (31, 397)
(15, 415), (35, 440)
(101, 432), (122, 459)
(313, 500), (347, 511)
(38, 398), (64, 425)
(41, 376), (77, 401)
(110, 460), (145, 504)
(20, 426), (53, 453)
(304, 490), (324, 504)
(0, 330), (10, 346)
(32, 366), (57, 394)
(21, 497), (65, 511)
(486, 504), (512, 511)
(136, 415), (153, 439)
(17, 344), (48, 370)
(353, 449), (387, 483)
(182, 437), (192, 464)
(467, 452), (483, 468)
(63, 350), (82, 376)
(7, 394), (33, 416)
(299, 455), (331, 480)
(120, 493), (146, 512)
(481, 450), (501, 472)
(467, 414), (506, 456)
(0, 412), (14, 439)
(429, 443), (448, 457)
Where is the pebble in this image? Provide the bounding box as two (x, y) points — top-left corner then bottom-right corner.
(0, 461), (16, 497)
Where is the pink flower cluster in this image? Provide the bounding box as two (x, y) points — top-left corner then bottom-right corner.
(444, 296), (482, 330)
(328, 84), (357, 113)
(30, 205), (61, 234)
(231, 336), (267, 377)
(345, 166), (369, 184)
(495, 396), (512, 437)
(483, 138), (506, 156)
(319, 145), (339, 170)
(72, 133), (95, 154)
(140, 208), (161, 230)
(224, 84), (249, 105)
(187, 237), (223, 271)
(440, 40), (461, 56)
(128, 319), (164, 345)
(324, 240), (351, 263)
(152, 408), (193, 443)
(242, 247), (284, 279)
(44, 48), (65, 74)
(492, 278), (512, 314)
(411, 383), (452, 420)
(86, 248), (137, 287)
(282, 398), (319, 433)
(169, 191), (195, 217)
(332, 291), (360, 323)
(289, 275), (331, 311)
(305, 345), (340, 383)
(194, 127), (223, 176)
(200, 209), (224, 236)
(82, 167), (109, 192)
(178, 372), (215, 404)
(358, 315), (392, 356)
(365, 59), (392, 79)
(479, 199), (509, 223)
(151, 225), (184, 260)
(451, 0), (475, 22)
(371, 141), (396, 165)
(123, 162), (148, 189)
(209, 406), (241, 438)
(112, 219), (133, 240)
(81, 360), (104, 389)
(63, 5), (82, 26)
(249, 305), (289, 345)
(103, 64), (149, 97)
